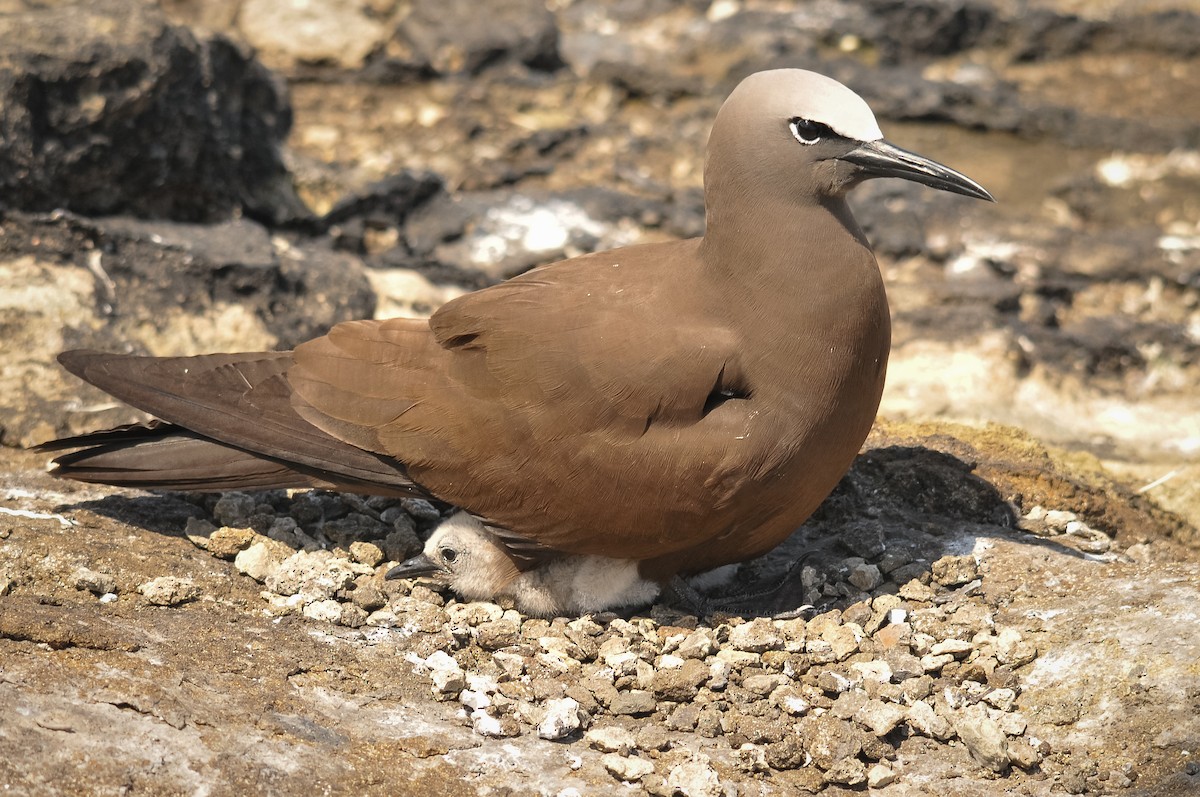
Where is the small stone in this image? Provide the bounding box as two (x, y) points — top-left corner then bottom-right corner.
(604, 650), (640, 675)
(350, 581), (387, 612)
(770, 685), (811, 716)
(984, 687), (1017, 712)
(138, 577), (199, 606)
(262, 592), (305, 616)
(857, 699), (906, 736)
(460, 690), (491, 711)
(831, 690), (868, 720)
(448, 601), (505, 626)
(183, 516), (218, 548)
(586, 726), (636, 754)
(341, 603), (368, 627)
(568, 616), (604, 637)
(538, 697), (587, 740)
(348, 541), (384, 567)
(816, 670), (852, 694)
(742, 673), (787, 697)
(234, 540), (290, 582)
(602, 753), (654, 783)
(707, 659), (731, 690)
(609, 690), (656, 716)
(841, 519), (887, 558)
(804, 639), (837, 664)
(850, 660), (892, 683)
(766, 736), (809, 770)
(635, 724), (670, 752)
(848, 562), (882, 591)
(898, 579), (935, 602)
(910, 632), (936, 656)
(676, 628), (716, 659)
(931, 555), (978, 587)
(885, 650), (924, 681)
(867, 763), (897, 788)
(400, 498), (441, 523)
(995, 628), (1037, 667)
(666, 753), (723, 797)
(666, 703), (701, 731)
(734, 743), (769, 773)
(920, 653), (956, 673)
(799, 714), (862, 770)
(875, 622), (911, 650)
(877, 549), (912, 573)
(476, 618), (520, 649)
(302, 598), (343, 623)
(823, 623), (863, 660)
(722, 711), (785, 745)
(265, 550), (357, 600)
(391, 596), (450, 634)
(931, 638), (973, 657)
(996, 711), (1028, 736)
(651, 658), (709, 701)
(1042, 508), (1077, 531)
(1064, 519), (1110, 551)
(380, 527), (422, 562)
(430, 666), (466, 700)
(1008, 737), (1041, 769)
(955, 704), (1010, 772)
(70, 566), (116, 596)
(824, 757), (866, 785)
(715, 645), (758, 668)
(212, 492), (256, 527)
(728, 618), (784, 652)
(906, 699), (954, 740)
(205, 526), (259, 558)
(492, 650), (525, 679)
(471, 709), (520, 738)
(266, 516), (302, 544)
(695, 706), (723, 738)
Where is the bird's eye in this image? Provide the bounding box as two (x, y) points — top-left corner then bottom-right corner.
(439, 547), (458, 564)
(789, 118), (828, 145)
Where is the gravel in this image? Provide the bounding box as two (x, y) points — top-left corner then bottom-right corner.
(160, 487), (1053, 788)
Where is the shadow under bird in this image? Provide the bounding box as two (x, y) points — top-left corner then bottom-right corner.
(40, 69), (992, 617)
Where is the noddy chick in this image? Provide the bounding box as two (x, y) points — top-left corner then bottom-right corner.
(387, 512), (660, 617)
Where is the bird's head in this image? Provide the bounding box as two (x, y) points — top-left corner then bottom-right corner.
(707, 69), (993, 205)
(385, 512), (521, 602)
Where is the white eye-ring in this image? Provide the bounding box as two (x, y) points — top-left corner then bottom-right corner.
(789, 118), (826, 145)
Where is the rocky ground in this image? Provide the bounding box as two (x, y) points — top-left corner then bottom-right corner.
(1, 0), (1198, 795)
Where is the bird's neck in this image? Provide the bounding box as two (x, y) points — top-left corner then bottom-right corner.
(698, 193), (871, 282)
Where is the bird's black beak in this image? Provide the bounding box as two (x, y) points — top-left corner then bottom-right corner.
(385, 552), (448, 581)
(839, 139), (994, 202)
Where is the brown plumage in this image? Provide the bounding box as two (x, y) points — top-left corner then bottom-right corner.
(40, 70), (992, 613)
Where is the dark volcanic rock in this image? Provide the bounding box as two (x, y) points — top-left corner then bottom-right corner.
(859, 0), (1000, 63)
(0, 0), (303, 224)
(378, 0), (563, 78)
(0, 211), (373, 446)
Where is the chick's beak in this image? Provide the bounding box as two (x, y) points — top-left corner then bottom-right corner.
(839, 139), (995, 202)
(385, 552), (448, 581)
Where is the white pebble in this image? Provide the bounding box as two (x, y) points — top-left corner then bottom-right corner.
(537, 697), (586, 740)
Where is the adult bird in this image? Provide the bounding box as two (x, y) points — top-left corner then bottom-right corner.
(40, 69), (993, 616)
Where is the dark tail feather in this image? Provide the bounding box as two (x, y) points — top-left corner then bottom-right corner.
(38, 421), (400, 493)
(46, 350), (426, 497)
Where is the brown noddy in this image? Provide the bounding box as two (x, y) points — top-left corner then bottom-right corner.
(39, 69), (992, 615)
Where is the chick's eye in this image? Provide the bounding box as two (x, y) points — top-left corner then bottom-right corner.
(439, 547), (458, 564)
(789, 118), (826, 145)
